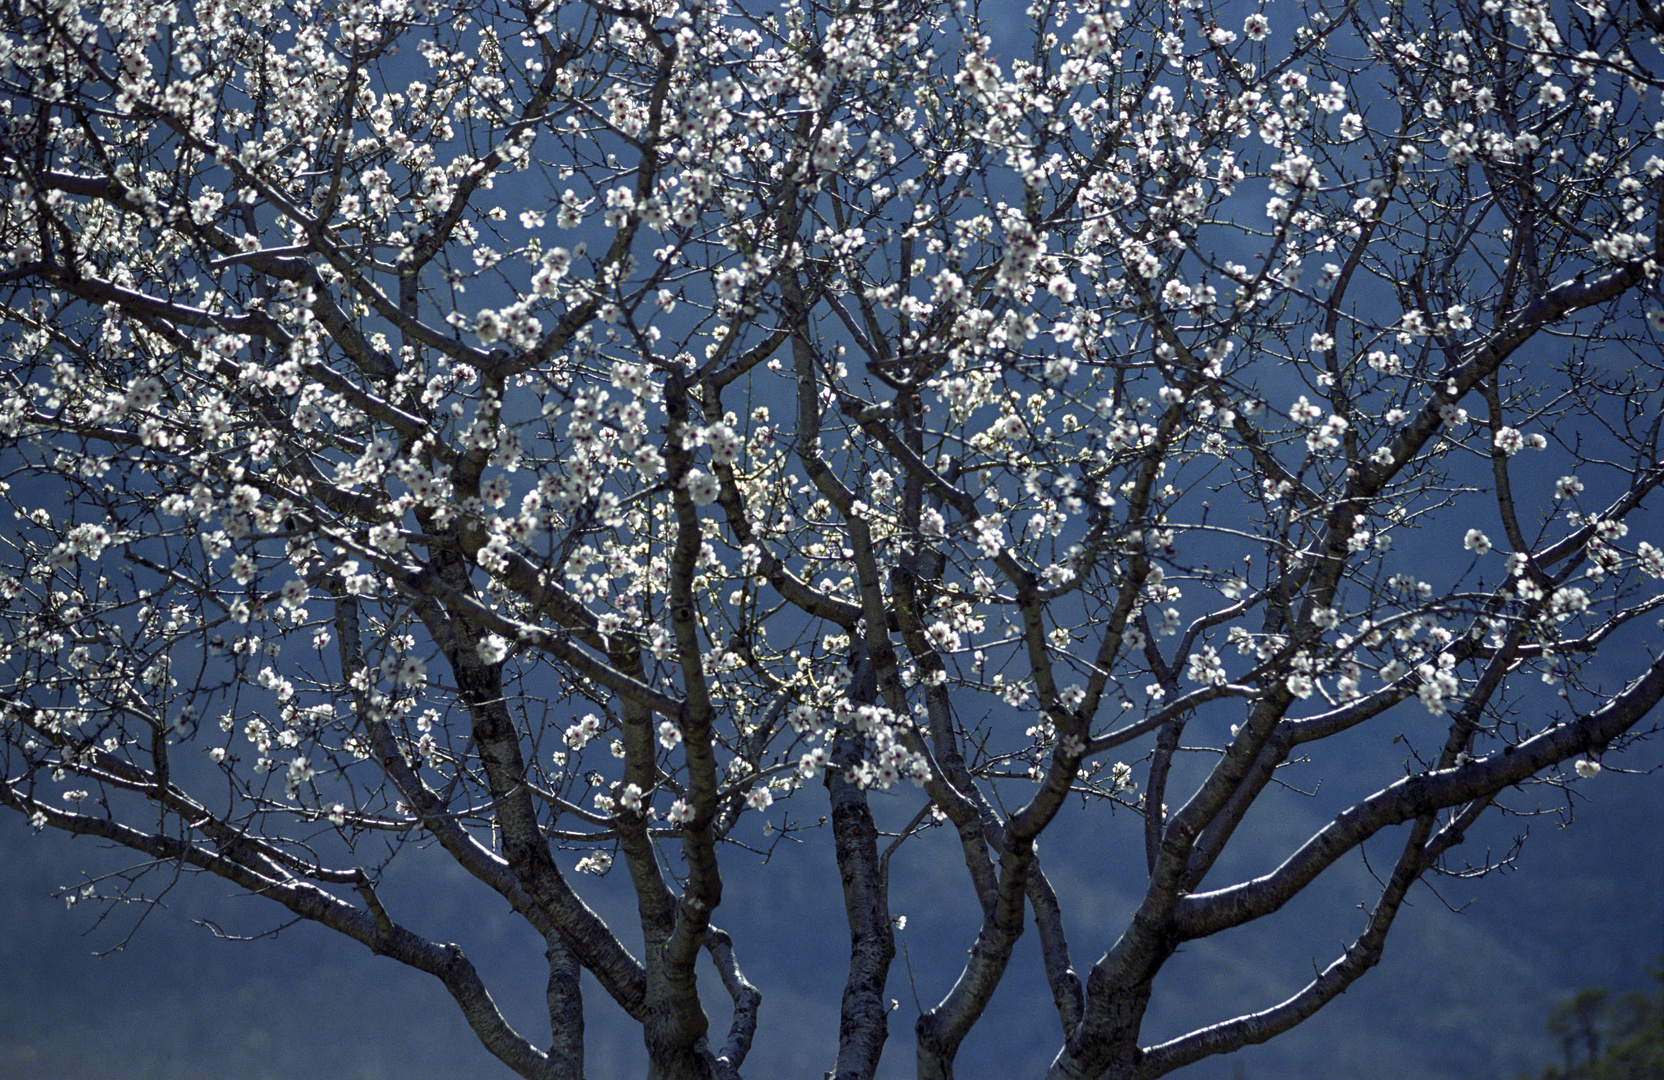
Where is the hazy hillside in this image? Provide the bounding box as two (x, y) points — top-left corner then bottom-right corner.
(3, 751), (1658, 1080)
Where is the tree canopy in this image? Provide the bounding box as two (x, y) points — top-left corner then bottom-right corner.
(1521, 962), (1664, 1080)
(1, 0), (1662, 1076)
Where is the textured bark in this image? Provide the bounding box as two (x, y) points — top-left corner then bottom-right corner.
(827, 741), (896, 1080)
(545, 932), (585, 1080)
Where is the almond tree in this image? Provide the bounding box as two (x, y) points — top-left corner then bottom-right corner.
(1, 0), (1662, 1077)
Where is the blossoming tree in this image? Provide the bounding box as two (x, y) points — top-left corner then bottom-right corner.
(1, 0), (1662, 1076)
